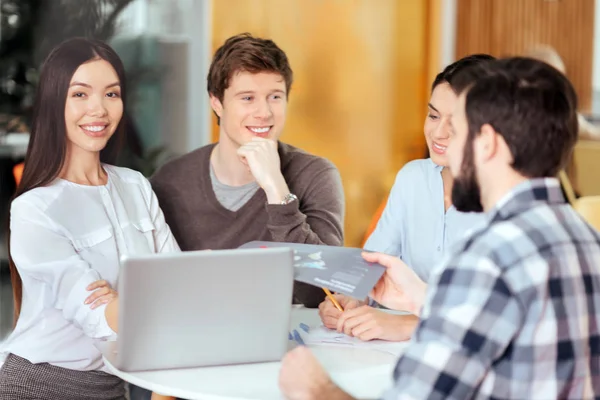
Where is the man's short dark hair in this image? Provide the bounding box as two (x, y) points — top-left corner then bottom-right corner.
(431, 54), (495, 93)
(207, 33), (293, 102)
(454, 57), (579, 178)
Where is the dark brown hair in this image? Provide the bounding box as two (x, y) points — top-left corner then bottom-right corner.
(432, 54), (495, 93)
(207, 33), (293, 122)
(8, 37), (128, 324)
(454, 57), (578, 178)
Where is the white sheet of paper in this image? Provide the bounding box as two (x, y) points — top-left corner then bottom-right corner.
(296, 325), (409, 356)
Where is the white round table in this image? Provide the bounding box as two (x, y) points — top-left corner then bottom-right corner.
(101, 308), (402, 400)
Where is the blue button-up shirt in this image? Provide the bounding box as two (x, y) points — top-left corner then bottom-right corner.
(364, 159), (485, 282)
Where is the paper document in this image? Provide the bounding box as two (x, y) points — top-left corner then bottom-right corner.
(239, 241), (385, 299)
(292, 324), (409, 357)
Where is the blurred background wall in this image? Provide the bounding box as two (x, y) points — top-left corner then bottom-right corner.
(456, 0), (595, 111)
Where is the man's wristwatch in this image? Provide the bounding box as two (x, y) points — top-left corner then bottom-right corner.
(281, 193), (298, 205)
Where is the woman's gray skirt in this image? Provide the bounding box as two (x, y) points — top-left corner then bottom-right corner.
(0, 353), (126, 400)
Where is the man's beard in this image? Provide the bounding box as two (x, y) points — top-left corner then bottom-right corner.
(452, 143), (484, 213)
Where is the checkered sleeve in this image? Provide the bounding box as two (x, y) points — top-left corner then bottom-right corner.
(382, 251), (523, 400)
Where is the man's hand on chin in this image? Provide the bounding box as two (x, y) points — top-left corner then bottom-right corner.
(236, 138), (291, 203)
(279, 346), (354, 400)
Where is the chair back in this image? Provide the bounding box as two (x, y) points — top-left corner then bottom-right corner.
(573, 196), (600, 232)
(559, 170), (577, 205)
(559, 169), (600, 231)
(13, 162), (24, 186)
(573, 140), (600, 196)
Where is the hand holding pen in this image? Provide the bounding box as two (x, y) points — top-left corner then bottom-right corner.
(318, 293), (365, 330)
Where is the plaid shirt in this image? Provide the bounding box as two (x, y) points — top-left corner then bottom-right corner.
(383, 178), (600, 400)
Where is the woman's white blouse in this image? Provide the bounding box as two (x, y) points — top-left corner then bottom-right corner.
(0, 165), (180, 372)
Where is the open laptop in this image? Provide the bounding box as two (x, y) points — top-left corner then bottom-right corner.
(112, 248), (294, 372)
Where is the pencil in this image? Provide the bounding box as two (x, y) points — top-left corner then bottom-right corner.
(322, 287), (344, 312)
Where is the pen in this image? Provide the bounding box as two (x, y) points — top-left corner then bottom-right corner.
(322, 287), (344, 312)
(292, 329), (305, 346)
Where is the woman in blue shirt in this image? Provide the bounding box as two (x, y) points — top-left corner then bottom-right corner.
(319, 54), (494, 341)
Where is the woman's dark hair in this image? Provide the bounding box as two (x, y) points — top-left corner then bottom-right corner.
(431, 54), (496, 93)
(8, 37), (127, 323)
(424, 54), (496, 158)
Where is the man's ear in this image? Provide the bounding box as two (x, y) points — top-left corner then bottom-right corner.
(474, 123), (498, 163)
(209, 94), (223, 118)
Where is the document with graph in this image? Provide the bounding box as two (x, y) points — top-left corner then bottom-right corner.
(238, 241), (385, 300)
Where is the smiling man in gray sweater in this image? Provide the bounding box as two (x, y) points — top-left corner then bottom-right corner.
(151, 33), (345, 308)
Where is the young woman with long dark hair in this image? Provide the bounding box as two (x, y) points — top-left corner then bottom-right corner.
(318, 55), (495, 343)
(0, 37), (179, 400)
